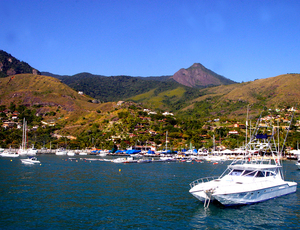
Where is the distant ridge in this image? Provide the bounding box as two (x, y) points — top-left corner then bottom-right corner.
(41, 63), (236, 102)
(172, 63), (235, 88)
(0, 50), (40, 78)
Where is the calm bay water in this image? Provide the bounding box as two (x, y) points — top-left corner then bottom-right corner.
(0, 155), (299, 229)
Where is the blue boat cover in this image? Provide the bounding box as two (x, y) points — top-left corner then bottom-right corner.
(125, 149), (141, 154)
(256, 134), (271, 139)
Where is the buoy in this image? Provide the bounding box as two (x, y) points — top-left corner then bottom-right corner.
(119, 169), (121, 172)
(10, 159), (12, 162)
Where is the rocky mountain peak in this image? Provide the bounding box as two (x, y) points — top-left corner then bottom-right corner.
(172, 63), (235, 88)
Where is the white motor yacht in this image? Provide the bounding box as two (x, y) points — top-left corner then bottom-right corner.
(189, 110), (297, 207)
(21, 157), (40, 165)
(189, 160), (297, 206)
(1, 150), (19, 157)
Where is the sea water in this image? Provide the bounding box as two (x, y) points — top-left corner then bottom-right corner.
(0, 155), (299, 229)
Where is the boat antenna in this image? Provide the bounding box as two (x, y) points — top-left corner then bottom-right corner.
(280, 105), (297, 158)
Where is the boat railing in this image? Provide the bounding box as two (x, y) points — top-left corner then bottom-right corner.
(189, 176), (219, 189)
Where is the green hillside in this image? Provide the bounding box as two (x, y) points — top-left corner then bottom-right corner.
(0, 74), (120, 135)
(176, 74), (300, 120)
(51, 73), (180, 102)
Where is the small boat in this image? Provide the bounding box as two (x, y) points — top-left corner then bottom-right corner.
(137, 159), (152, 163)
(294, 152), (300, 170)
(98, 150), (108, 157)
(189, 109), (297, 207)
(123, 157), (138, 163)
(78, 151), (88, 156)
(67, 150), (75, 156)
(111, 157), (138, 163)
(27, 146), (38, 156)
(291, 149), (300, 169)
(296, 160), (300, 170)
(1, 149), (19, 157)
(0, 148), (20, 157)
(160, 156), (175, 162)
(55, 149), (67, 155)
(111, 157), (127, 163)
(21, 157), (40, 164)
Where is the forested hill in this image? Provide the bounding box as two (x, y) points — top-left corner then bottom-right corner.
(42, 63), (235, 103)
(42, 72), (181, 102)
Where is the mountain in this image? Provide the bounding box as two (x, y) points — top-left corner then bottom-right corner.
(172, 63), (235, 88)
(0, 50), (40, 78)
(4, 50), (300, 122)
(41, 63), (235, 103)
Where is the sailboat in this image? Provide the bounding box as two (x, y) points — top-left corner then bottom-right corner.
(17, 118), (37, 156)
(18, 118), (28, 155)
(189, 109), (297, 207)
(160, 131), (174, 161)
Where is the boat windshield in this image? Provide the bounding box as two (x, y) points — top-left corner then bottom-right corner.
(229, 169), (243, 176)
(264, 171), (276, 177)
(242, 170), (256, 177)
(255, 171), (265, 177)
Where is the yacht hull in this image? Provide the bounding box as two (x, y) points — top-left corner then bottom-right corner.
(190, 181), (297, 206)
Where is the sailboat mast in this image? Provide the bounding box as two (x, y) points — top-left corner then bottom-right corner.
(166, 131), (168, 151)
(22, 118), (26, 150)
(246, 105), (249, 151)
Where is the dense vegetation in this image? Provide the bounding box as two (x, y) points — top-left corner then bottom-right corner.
(45, 73), (181, 102)
(0, 50), (40, 78)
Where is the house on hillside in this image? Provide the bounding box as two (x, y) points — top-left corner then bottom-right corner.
(2, 121), (16, 129)
(163, 112), (174, 116)
(228, 130), (239, 135)
(117, 101), (124, 106)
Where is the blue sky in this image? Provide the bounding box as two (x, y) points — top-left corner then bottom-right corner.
(1, 0), (300, 82)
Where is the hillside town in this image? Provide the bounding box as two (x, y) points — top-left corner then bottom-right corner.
(1, 103), (300, 158)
